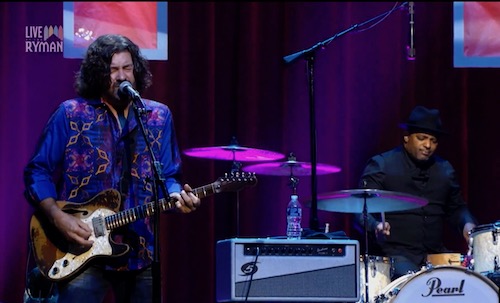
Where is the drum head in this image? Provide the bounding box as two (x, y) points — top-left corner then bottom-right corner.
(360, 255), (393, 263)
(471, 222), (500, 236)
(390, 266), (498, 303)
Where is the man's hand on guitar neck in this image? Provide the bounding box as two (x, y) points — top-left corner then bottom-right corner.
(39, 198), (94, 248)
(171, 184), (201, 214)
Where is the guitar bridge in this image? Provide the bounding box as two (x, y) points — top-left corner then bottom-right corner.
(92, 216), (105, 237)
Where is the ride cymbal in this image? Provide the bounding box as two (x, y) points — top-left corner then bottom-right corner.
(242, 160), (341, 176)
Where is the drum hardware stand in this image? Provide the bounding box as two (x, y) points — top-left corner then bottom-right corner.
(286, 152), (299, 195)
(233, 159), (243, 237)
(288, 174), (299, 195)
(286, 153), (300, 236)
(361, 192), (371, 303)
(228, 137), (244, 237)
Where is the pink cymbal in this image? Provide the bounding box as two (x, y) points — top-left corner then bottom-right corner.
(242, 160), (341, 176)
(183, 145), (285, 162)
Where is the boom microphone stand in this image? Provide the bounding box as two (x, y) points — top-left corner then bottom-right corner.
(282, 2), (408, 234)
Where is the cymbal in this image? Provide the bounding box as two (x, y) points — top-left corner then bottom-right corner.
(312, 188), (428, 213)
(183, 145), (285, 162)
(242, 160), (341, 176)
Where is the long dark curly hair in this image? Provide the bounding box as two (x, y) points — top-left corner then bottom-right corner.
(75, 34), (153, 99)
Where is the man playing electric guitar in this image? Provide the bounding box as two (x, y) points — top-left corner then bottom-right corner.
(23, 34), (201, 303)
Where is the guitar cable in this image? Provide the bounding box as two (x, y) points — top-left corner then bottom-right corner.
(243, 246), (260, 302)
(24, 241), (58, 302)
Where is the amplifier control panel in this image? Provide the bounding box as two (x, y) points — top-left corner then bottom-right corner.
(243, 242), (346, 257)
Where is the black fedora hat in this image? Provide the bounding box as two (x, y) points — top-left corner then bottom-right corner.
(399, 105), (449, 137)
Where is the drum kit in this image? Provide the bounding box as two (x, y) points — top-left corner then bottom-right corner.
(183, 142), (500, 303)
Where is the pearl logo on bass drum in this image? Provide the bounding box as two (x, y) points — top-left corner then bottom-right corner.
(421, 277), (464, 297)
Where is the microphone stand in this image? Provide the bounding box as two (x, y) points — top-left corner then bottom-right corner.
(130, 97), (169, 303)
(283, 2), (408, 233)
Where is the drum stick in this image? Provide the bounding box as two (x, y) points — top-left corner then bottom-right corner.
(381, 212), (386, 233)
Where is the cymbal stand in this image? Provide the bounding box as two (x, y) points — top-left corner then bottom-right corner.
(287, 173), (300, 237)
(287, 153), (299, 196)
(288, 174), (299, 196)
(362, 192), (370, 303)
(229, 137), (243, 236)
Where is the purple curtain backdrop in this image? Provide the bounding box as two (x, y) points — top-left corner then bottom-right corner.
(2, 2), (500, 303)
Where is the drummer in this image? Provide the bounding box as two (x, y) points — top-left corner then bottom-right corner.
(354, 105), (478, 280)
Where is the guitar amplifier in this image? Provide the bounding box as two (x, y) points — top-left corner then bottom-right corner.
(216, 238), (360, 302)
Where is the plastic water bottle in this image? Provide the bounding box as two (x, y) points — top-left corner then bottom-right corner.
(286, 194), (302, 239)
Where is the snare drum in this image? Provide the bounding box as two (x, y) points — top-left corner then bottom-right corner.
(470, 222), (500, 274)
(358, 255), (393, 303)
(426, 253), (468, 267)
(376, 266), (499, 303)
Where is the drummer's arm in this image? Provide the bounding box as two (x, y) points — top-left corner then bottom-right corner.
(445, 164), (477, 244)
(353, 212), (379, 231)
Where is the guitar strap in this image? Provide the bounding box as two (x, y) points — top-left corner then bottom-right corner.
(117, 109), (127, 131)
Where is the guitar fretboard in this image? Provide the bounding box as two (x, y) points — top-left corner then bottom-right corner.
(104, 182), (220, 230)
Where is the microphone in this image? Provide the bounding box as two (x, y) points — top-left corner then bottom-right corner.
(118, 81), (141, 100)
(407, 2), (415, 60)
(118, 81), (147, 112)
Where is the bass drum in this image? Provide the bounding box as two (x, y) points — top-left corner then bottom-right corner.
(375, 266), (498, 303)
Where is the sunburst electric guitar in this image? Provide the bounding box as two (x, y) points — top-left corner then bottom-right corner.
(30, 171), (257, 281)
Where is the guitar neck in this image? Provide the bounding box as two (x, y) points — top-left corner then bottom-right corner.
(100, 171), (256, 231)
(104, 182), (218, 230)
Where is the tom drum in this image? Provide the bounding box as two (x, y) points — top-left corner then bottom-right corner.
(470, 222), (500, 274)
(358, 255), (393, 303)
(426, 253), (470, 268)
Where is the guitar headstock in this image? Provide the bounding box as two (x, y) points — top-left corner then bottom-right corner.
(215, 171), (258, 193)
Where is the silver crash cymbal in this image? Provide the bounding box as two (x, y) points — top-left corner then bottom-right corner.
(312, 188), (428, 213)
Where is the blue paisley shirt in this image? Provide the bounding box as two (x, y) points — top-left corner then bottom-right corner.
(24, 97), (182, 271)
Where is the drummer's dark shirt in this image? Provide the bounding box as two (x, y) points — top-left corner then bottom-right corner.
(355, 146), (477, 266)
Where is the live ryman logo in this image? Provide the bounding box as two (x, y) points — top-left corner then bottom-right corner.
(25, 25), (63, 53)
(421, 277), (465, 297)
